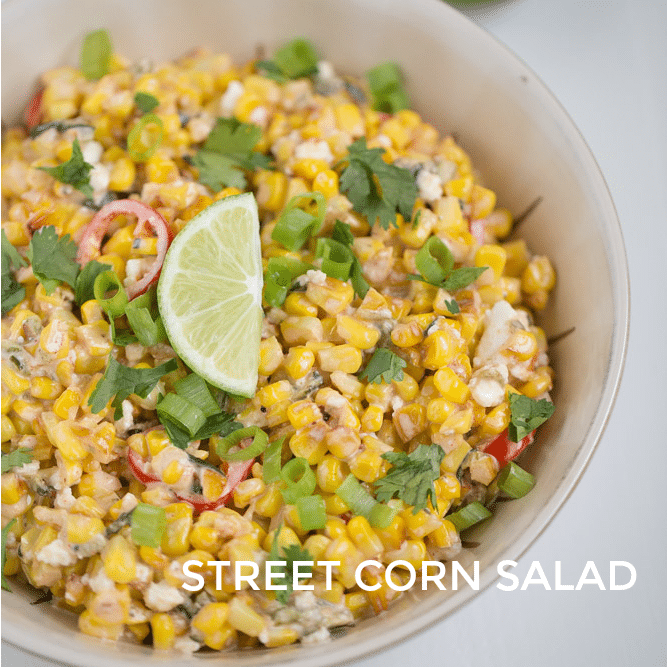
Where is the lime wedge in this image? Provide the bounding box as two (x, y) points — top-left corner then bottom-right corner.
(157, 193), (263, 397)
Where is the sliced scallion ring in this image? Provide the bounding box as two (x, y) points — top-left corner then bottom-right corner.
(335, 474), (376, 518)
(127, 113), (164, 162)
(262, 437), (285, 484)
(315, 238), (355, 281)
(296, 494), (326, 531)
(414, 236), (454, 285)
(446, 501), (492, 532)
(174, 374), (220, 418)
(280, 457), (316, 504)
(156, 393), (206, 437)
(496, 462), (535, 499)
(216, 426), (268, 462)
(130, 502), (166, 548)
(93, 270), (128, 318)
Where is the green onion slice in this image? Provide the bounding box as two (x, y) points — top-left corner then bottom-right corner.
(93, 270), (128, 318)
(335, 474), (377, 518)
(264, 257), (312, 306)
(280, 457), (316, 504)
(368, 501), (400, 529)
(80, 29), (112, 81)
(315, 238), (354, 281)
(174, 374), (220, 418)
(217, 426), (269, 462)
(447, 501), (492, 532)
(127, 113), (164, 162)
(156, 393), (207, 437)
(296, 494), (327, 531)
(271, 192), (326, 251)
(131, 503), (166, 548)
(366, 62), (410, 113)
(273, 38), (318, 79)
(496, 462), (535, 499)
(262, 437), (285, 484)
(332, 219), (355, 246)
(415, 236), (454, 285)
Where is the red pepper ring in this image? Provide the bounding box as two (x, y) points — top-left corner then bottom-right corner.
(127, 447), (253, 514)
(481, 428), (535, 469)
(76, 199), (173, 300)
(24, 88), (44, 129)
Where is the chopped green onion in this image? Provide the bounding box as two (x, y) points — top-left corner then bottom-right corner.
(80, 29), (112, 81)
(332, 219), (355, 246)
(273, 38), (318, 79)
(174, 374), (220, 418)
(496, 462), (535, 499)
(415, 236), (454, 285)
(262, 437), (285, 484)
(315, 238), (354, 281)
(447, 501), (492, 532)
(134, 92), (159, 114)
(131, 503), (166, 548)
(296, 494), (327, 531)
(350, 259), (370, 299)
(271, 193), (325, 251)
(127, 114), (164, 162)
(216, 426), (269, 462)
(156, 393), (207, 437)
(280, 457), (316, 504)
(93, 270), (128, 318)
(368, 501), (400, 529)
(366, 62), (410, 113)
(335, 474), (377, 518)
(124, 300), (166, 346)
(264, 257), (312, 307)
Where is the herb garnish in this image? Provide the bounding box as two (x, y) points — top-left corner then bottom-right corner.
(256, 38), (318, 82)
(27, 226), (80, 295)
(1, 448), (33, 473)
(358, 348), (406, 384)
(1, 230), (27, 315)
(134, 92), (159, 114)
(508, 393), (555, 442)
(38, 138), (93, 198)
(331, 220), (370, 298)
(267, 525), (314, 605)
(74, 259), (111, 305)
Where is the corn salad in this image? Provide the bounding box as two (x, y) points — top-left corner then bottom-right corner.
(1, 37), (556, 653)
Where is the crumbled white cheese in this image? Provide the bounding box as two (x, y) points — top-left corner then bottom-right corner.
(54, 487), (76, 510)
(114, 399), (135, 434)
(437, 159), (457, 183)
(469, 363), (509, 407)
(83, 568), (116, 593)
(249, 105), (268, 127)
(82, 140), (103, 165)
(187, 114), (215, 143)
(90, 163), (110, 196)
(144, 580), (185, 611)
(120, 492), (139, 514)
(174, 637), (202, 654)
(294, 140), (334, 164)
(390, 395), (405, 411)
(474, 300), (529, 367)
(220, 80), (244, 116)
(301, 627), (331, 644)
(133, 562), (153, 586)
(374, 134), (392, 148)
(416, 169), (443, 203)
(15, 460), (40, 478)
(35, 538), (77, 567)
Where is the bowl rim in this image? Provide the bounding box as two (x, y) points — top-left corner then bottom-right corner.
(1, 0), (630, 664)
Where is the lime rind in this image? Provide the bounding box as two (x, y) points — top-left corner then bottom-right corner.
(157, 193), (263, 397)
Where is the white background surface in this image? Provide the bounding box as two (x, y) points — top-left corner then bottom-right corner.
(2, 0), (666, 665)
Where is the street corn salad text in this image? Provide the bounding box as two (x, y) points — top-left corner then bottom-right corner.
(1, 32), (556, 652)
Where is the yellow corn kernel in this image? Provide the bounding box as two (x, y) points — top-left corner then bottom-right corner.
(80, 300), (104, 324)
(42, 413), (88, 461)
(422, 329), (458, 370)
(1, 472), (24, 504)
(470, 185), (497, 219)
(254, 483), (283, 518)
(430, 519), (459, 549)
(436, 473), (461, 500)
(258, 336), (283, 376)
(192, 603), (230, 649)
(162, 459), (184, 485)
(486, 208), (513, 238)
(502, 239), (531, 277)
(334, 103), (363, 135)
(306, 277), (354, 315)
(234, 91), (262, 122)
(292, 158), (330, 181)
(426, 397), (456, 424)
(480, 402), (511, 436)
(287, 399), (322, 429)
(398, 210), (436, 249)
(108, 157), (136, 191)
(347, 516), (383, 558)
(289, 424), (328, 465)
(329, 371), (364, 400)
(95, 253), (125, 281)
(256, 171), (288, 212)
(79, 610), (123, 641)
(469, 451), (499, 485)
(66, 514), (105, 544)
(361, 404), (384, 432)
(393, 374), (419, 402)
(441, 441), (472, 474)
(374, 514), (406, 551)
(322, 492), (348, 515)
(312, 169), (339, 198)
(403, 508), (441, 538)
(284, 292), (318, 317)
(283, 347), (316, 381)
(2, 366), (30, 396)
(444, 175), (473, 201)
(521, 367), (554, 398)
(350, 447), (383, 483)
(388, 321), (421, 349)
(316, 455), (347, 494)
(145, 153), (179, 183)
(325, 537), (363, 589)
(1, 415), (16, 443)
(233, 478), (266, 508)
(326, 427), (361, 459)
(522, 256), (556, 293)
(336, 315), (380, 350)
(507, 329), (538, 362)
(364, 381), (393, 411)
(137, 546), (168, 572)
(384, 539), (428, 569)
(475, 244), (507, 280)
(151, 612), (175, 650)
(228, 596), (266, 637)
(280, 316), (324, 346)
(317, 345), (363, 373)
(30, 376), (62, 400)
(257, 380), (292, 408)
(102, 535), (136, 584)
(161, 503), (193, 557)
(392, 403), (427, 442)
(146, 429), (170, 456)
(434, 367), (470, 404)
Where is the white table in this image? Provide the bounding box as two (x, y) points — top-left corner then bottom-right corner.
(3, 1), (666, 665)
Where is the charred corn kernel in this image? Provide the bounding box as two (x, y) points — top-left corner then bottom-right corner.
(289, 424), (328, 465)
(521, 367), (554, 398)
(317, 345), (363, 373)
(162, 459), (184, 485)
(306, 278), (354, 315)
(66, 515), (104, 544)
(426, 397), (456, 423)
(326, 427), (361, 459)
(2, 366), (30, 395)
(430, 519), (459, 548)
(283, 347), (315, 381)
(280, 316), (324, 345)
(422, 329), (458, 369)
(284, 292), (317, 317)
(287, 399), (321, 429)
(434, 367), (470, 403)
(151, 613), (175, 650)
(312, 169), (339, 198)
(441, 441), (472, 474)
(470, 185), (497, 219)
(403, 508), (441, 538)
(336, 315), (380, 350)
(79, 610), (123, 641)
(392, 401), (427, 441)
(348, 516), (383, 557)
(507, 329), (538, 361)
(146, 430), (170, 456)
(256, 380), (292, 408)
(361, 404), (384, 432)
(256, 171), (288, 211)
(30, 376), (62, 400)
(102, 535), (137, 584)
(475, 244), (507, 280)
(393, 373), (419, 401)
(350, 447), (383, 483)
(254, 483), (283, 518)
(233, 478), (266, 507)
(1, 415), (16, 443)
(258, 336), (283, 376)
(502, 240), (531, 277)
(228, 597), (266, 637)
(292, 158), (330, 181)
(522, 256), (556, 293)
(316, 455), (347, 493)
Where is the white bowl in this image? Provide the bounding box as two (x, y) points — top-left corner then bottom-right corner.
(1, 0), (629, 664)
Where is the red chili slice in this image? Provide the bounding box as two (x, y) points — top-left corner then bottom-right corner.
(24, 89), (44, 129)
(127, 447), (253, 513)
(482, 428), (535, 468)
(76, 199), (173, 300)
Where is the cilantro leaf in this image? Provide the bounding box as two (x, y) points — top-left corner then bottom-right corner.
(191, 151), (247, 190)
(339, 138), (417, 230)
(1, 448), (33, 473)
(27, 226), (80, 295)
(134, 92), (159, 114)
(508, 393), (555, 442)
(441, 266), (488, 291)
(257, 39), (318, 82)
(203, 118), (262, 155)
(75, 260), (111, 305)
(331, 220), (369, 298)
(2, 230), (27, 315)
(444, 299), (460, 314)
(268, 525), (314, 605)
(38, 138), (93, 198)
(88, 356), (178, 419)
(158, 402), (241, 450)
(375, 444), (445, 512)
(2, 519), (16, 591)
(358, 348), (406, 384)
